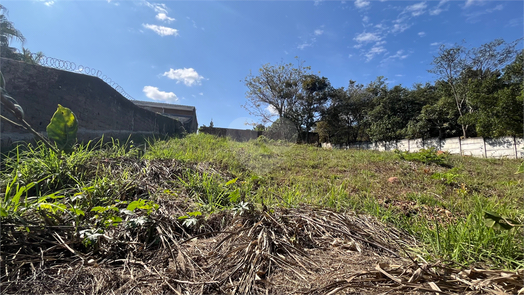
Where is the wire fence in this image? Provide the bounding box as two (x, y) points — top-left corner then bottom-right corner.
(28, 53), (136, 101)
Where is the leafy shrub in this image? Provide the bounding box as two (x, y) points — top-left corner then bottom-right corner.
(395, 147), (449, 166)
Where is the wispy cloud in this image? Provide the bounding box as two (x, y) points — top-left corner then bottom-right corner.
(298, 27), (324, 50)
(418, 31), (425, 37)
(365, 45), (386, 62)
(430, 42), (441, 46)
(144, 1), (176, 24)
(381, 49), (409, 64)
(391, 20), (411, 33)
(144, 1), (168, 14)
(298, 38), (317, 50)
(163, 68), (204, 86)
(430, 0), (449, 15)
(39, 0), (55, 6)
(354, 32), (381, 44)
(156, 13), (175, 23)
(142, 24), (178, 36)
(465, 4), (503, 23)
(355, 0), (370, 9)
(143, 86), (178, 102)
(464, 0), (485, 8)
(405, 2), (427, 16)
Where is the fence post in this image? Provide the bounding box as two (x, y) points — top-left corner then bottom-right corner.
(408, 139), (410, 152)
(483, 137), (487, 158)
(458, 137), (462, 156)
(514, 136), (518, 159)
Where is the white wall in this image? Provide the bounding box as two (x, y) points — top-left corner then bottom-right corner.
(322, 136), (523, 159)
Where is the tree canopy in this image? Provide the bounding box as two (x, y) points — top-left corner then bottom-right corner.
(243, 38), (523, 144)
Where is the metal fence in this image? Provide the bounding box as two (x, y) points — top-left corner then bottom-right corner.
(28, 53), (136, 101)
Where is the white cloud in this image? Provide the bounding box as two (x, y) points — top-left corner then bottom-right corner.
(382, 50), (409, 63)
(142, 24), (178, 36)
(144, 1), (168, 14)
(418, 31), (425, 37)
(314, 0), (324, 6)
(464, 0), (482, 8)
(199, 92), (204, 96)
(266, 105), (279, 116)
(362, 16), (370, 23)
(430, 42), (440, 46)
(354, 32), (381, 43)
(298, 39), (316, 50)
(465, 4), (503, 23)
(348, 54), (353, 58)
(430, 0), (449, 15)
(355, 0), (370, 8)
(314, 29), (324, 36)
(405, 2), (427, 16)
(156, 13), (175, 23)
(365, 46), (386, 62)
(44, 1), (54, 6)
(392, 22), (410, 33)
(143, 86), (178, 102)
(163, 68), (204, 86)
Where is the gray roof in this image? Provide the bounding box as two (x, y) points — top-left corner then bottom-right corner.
(132, 100), (196, 112)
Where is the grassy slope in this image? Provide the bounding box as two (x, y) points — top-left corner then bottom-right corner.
(146, 134), (523, 269)
(1, 133), (523, 270)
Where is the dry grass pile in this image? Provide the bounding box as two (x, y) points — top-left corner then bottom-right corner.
(3, 203), (522, 294)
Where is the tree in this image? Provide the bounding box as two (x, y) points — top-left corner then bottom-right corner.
(243, 58), (310, 124)
(209, 119), (214, 128)
(320, 81), (372, 144)
(287, 74), (331, 142)
(0, 5), (25, 59)
(463, 50), (524, 137)
(429, 39), (521, 138)
(253, 124), (266, 132)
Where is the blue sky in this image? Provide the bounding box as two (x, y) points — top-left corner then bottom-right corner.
(4, 0), (523, 129)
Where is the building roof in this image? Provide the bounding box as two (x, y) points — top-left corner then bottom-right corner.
(132, 100), (196, 112)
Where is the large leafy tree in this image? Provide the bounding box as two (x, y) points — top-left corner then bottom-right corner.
(243, 58), (310, 124)
(320, 81), (372, 144)
(287, 74), (331, 141)
(463, 51), (524, 137)
(429, 39), (521, 138)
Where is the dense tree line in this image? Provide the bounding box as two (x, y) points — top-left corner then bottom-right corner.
(244, 39), (523, 144)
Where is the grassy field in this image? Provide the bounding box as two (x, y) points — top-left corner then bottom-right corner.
(145, 134), (524, 269)
(1, 134), (523, 293)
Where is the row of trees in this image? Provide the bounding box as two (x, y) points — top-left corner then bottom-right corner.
(0, 5), (44, 64)
(243, 39), (523, 144)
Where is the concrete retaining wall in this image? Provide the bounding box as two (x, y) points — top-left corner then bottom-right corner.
(322, 136), (524, 159)
(1, 58), (186, 149)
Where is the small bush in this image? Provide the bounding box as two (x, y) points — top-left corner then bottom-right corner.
(395, 147), (449, 166)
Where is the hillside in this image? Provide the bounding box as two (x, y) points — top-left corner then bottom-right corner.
(1, 134), (522, 294)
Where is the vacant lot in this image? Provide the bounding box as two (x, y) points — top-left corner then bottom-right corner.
(1, 134), (522, 294)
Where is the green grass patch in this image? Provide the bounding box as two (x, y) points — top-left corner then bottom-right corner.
(1, 133), (522, 270)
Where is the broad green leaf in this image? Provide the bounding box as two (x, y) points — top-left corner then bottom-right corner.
(127, 200), (143, 211)
(484, 211), (519, 230)
(46, 104), (78, 153)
